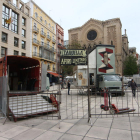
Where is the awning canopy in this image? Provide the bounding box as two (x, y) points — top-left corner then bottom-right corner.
(48, 72), (62, 77)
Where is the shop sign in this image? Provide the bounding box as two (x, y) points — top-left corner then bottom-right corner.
(60, 49), (87, 65)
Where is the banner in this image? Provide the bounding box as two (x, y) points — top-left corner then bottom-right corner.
(60, 49), (87, 65)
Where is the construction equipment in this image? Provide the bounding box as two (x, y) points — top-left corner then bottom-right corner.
(100, 88), (135, 114)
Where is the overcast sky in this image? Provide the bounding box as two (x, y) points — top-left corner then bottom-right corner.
(23, 0), (140, 53)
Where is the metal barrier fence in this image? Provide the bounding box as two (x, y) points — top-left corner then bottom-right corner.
(7, 90), (61, 122)
(1, 83), (140, 123)
(0, 76), (8, 116)
(59, 85), (140, 121)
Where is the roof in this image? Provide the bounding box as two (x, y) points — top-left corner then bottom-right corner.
(6, 55), (40, 68)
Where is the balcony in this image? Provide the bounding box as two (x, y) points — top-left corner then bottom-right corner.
(57, 52), (60, 57)
(32, 26), (39, 33)
(40, 31), (46, 38)
(50, 57), (56, 62)
(44, 44), (50, 51)
(51, 47), (56, 53)
(61, 36), (64, 41)
(32, 38), (40, 46)
(32, 52), (42, 58)
(58, 43), (65, 49)
(40, 42), (46, 47)
(58, 34), (61, 39)
(47, 35), (51, 41)
(43, 55), (56, 62)
(52, 38), (56, 44)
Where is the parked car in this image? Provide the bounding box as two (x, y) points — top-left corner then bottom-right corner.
(120, 76), (131, 85)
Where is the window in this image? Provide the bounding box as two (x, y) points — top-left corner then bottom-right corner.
(22, 40), (26, 49)
(41, 28), (44, 34)
(22, 17), (26, 26)
(52, 44), (54, 49)
(34, 34), (37, 39)
(2, 5), (10, 29)
(14, 50), (18, 55)
(47, 63), (50, 70)
(53, 64), (55, 71)
(35, 12), (38, 18)
(41, 38), (44, 46)
(11, 11), (18, 33)
(34, 22), (37, 27)
(21, 53), (26, 56)
(40, 16), (43, 22)
(47, 41), (49, 48)
(33, 46), (37, 56)
(22, 29), (26, 37)
(14, 37), (18, 47)
(1, 32), (7, 43)
(45, 20), (47, 25)
(1, 47), (7, 57)
(52, 26), (54, 31)
(49, 23), (50, 28)
(39, 47), (42, 57)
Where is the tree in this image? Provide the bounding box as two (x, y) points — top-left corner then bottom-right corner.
(123, 55), (138, 75)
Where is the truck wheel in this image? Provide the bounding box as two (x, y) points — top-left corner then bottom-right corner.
(104, 106), (109, 111)
(100, 104), (104, 109)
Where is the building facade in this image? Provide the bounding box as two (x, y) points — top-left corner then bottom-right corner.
(56, 23), (64, 73)
(0, 0), (31, 58)
(122, 29), (129, 63)
(68, 18), (129, 75)
(27, 0), (57, 75)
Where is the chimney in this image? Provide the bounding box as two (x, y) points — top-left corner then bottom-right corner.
(125, 29), (126, 36)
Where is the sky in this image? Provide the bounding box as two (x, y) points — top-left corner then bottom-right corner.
(23, 0), (140, 53)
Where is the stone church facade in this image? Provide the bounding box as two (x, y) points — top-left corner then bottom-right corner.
(68, 18), (129, 75)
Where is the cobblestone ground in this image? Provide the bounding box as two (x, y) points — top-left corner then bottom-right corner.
(0, 86), (140, 140)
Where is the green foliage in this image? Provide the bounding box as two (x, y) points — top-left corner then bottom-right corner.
(123, 55), (138, 75)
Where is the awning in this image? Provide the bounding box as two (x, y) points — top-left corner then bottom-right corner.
(48, 72), (62, 77)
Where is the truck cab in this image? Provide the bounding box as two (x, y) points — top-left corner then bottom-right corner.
(98, 75), (124, 96)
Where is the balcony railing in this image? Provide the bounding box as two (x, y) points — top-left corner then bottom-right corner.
(32, 52), (42, 58)
(40, 31), (46, 37)
(40, 42), (46, 47)
(43, 55), (56, 62)
(58, 43), (65, 49)
(58, 34), (61, 39)
(32, 38), (40, 45)
(57, 52), (60, 56)
(47, 35), (51, 40)
(32, 26), (39, 33)
(61, 36), (64, 41)
(52, 38), (56, 43)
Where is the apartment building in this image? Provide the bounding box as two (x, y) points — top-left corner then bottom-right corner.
(27, 0), (57, 76)
(0, 0), (31, 58)
(56, 23), (64, 73)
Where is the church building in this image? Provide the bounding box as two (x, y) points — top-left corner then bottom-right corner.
(68, 18), (129, 75)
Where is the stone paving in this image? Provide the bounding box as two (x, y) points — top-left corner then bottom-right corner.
(0, 87), (140, 140)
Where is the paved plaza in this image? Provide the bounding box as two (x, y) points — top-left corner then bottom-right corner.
(0, 87), (140, 140)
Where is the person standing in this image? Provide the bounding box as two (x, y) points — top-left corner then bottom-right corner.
(67, 80), (70, 95)
(130, 79), (137, 97)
